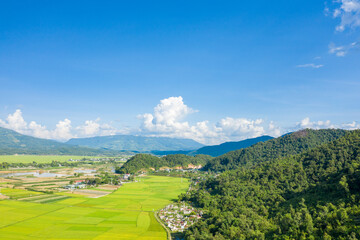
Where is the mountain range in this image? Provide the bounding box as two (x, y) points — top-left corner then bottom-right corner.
(66, 135), (204, 152)
(0, 126), (277, 157)
(0, 127), (118, 155)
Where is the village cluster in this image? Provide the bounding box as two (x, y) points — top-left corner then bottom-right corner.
(158, 202), (202, 232)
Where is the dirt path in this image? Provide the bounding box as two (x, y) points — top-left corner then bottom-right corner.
(154, 211), (172, 240)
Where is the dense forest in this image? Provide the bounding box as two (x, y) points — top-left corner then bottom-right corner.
(116, 153), (212, 174)
(181, 130), (360, 239)
(204, 129), (348, 172)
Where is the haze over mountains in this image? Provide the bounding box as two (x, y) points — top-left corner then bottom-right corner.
(0, 127), (118, 155)
(191, 135), (274, 157)
(66, 135), (204, 152)
(0, 126), (278, 156)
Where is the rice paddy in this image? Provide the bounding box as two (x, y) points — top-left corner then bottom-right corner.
(0, 155), (101, 164)
(0, 176), (189, 239)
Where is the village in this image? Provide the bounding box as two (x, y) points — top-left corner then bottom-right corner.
(158, 202), (203, 232)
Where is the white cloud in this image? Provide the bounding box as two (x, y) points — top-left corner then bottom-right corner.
(332, 0), (360, 32)
(328, 41), (359, 56)
(1, 104), (359, 146)
(0, 109), (118, 141)
(139, 96), (282, 144)
(52, 119), (73, 141)
(297, 63), (324, 69)
(298, 117), (335, 129)
(342, 121), (360, 129)
(76, 119), (118, 137)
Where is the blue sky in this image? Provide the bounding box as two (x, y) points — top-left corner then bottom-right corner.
(0, 0), (359, 144)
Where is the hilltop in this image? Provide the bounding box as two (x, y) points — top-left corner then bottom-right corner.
(204, 129), (348, 172)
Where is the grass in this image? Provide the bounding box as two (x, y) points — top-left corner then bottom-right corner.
(0, 155), (103, 164)
(0, 176), (189, 239)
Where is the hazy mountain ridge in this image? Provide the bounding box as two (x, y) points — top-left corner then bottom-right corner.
(66, 135), (204, 152)
(0, 127), (119, 155)
(191, 135), (274, 157)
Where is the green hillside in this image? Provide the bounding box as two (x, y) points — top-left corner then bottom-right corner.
(191, 135), (274, 157)
(182, 129), (360, 239)
(66, 135), (204, 152)
(0, 127), (119, 156)
(116, 153), (212, 174)
(204, 129), (347, 172)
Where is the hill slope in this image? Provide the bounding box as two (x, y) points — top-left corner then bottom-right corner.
(0, 127), (118, 155)
(116, 153), (212, 174)
(191, 135), (274, 157)
(204, 129), (348, 172)
(66, 135), (204, 152)
(183, 129), (360, 239)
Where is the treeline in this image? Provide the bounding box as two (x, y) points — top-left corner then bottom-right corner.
(0, 147), (120, 156)
(204, 129), (347, 172)
(0, 160), (83, 169)
(115, 154), (212, 174)
(181, 130), (360, 239)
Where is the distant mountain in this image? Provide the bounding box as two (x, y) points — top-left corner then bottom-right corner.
(190, 136), (274, 157)
(0, 127), (119, 156)
(66, 135), (204, 152)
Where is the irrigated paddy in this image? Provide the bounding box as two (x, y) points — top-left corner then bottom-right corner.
(0, 176), (189, 239)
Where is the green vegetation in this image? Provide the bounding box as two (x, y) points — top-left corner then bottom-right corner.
(66, 134), (204, 152)
(116, 153), (212, 174)
(191, 135), (274, 157)
(181, 130), (360, 239)
(0, 176), (189, 239)
(204, 129), (347, 172)
(0, 155), (103, 164)
(0, 127), (121, 155)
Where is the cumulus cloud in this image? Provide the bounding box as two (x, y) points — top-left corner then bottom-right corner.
(296, 63), (324, 69)
(332, 0), (360, 32)
(1, 104), (359, 145)
(296, 117), (360, 132)
(0, 109), (117, 141)
(342, 121), (360, 129)
(298, 117), (335, 129)
(139, 96), (282, 144)
(76, 119), (117, 137)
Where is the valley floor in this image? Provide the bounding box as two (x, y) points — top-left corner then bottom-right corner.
(0, 176), (189, 239)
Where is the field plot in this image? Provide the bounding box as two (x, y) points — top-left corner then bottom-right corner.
(0, 155), (102, 164)
(0, 176), (189, 239)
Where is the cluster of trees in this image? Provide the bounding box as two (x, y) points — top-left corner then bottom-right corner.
(180, 130), (360, 239)
(83, 172), (121, 186)
(116, 154), (213, 174)
(204, 129), (347, 172)
(0, 160), (82, 169)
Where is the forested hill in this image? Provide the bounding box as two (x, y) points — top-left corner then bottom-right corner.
(0, 127), (119, 155)
(204, 129), (347, 172)
(191, 135), (274, 157)
(116, 154), (212, 174)
(66, 135), (203, 152)
(182, 129), (360, 239)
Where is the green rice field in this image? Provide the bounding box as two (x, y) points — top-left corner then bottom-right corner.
(0, 155), (103, 164)
(0, 176), (189, 239)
